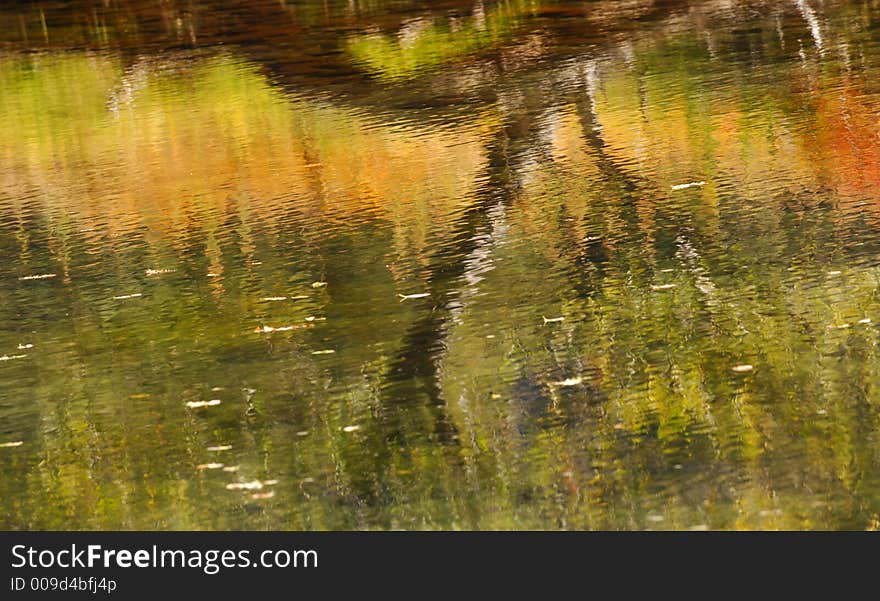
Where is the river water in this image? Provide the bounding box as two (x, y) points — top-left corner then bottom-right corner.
(2, 0), (880, 529)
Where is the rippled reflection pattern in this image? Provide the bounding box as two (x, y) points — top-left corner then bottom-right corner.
(1, 0), (880, 530)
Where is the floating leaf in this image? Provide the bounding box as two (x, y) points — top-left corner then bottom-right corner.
(206, 445), (232, 452)
(671, 181), (705, 190)
(112, 293), (142, 300)
(186, 400), (221, 408)
(145, 268), (175, 276)
(251, 491), (275, 500)
(226, 481), (264, 491)
(311, 281), (327, 288)
(222, 466), (240, 472)
(651, 284), (677, 291)
(0, 354), (27, 361)
(17, 344), (34, 350)
(0, 441), (23, 448)
(311, 349), (335, 355)
(296, 431), (309, 437)
(398, 292), (430, 301)
(732, 364), (754, 373)
(859, 318), (872, 324)
(197, 463), (224, 470)
(19, 274), (57, 281)
(552, 377), (583, 387)
(542, 316), (565, 324)
(261, 297), (288, 301)
(226, 479), (278, 491)
(342, 425), (361, 433)
(253, 324), (314, 333)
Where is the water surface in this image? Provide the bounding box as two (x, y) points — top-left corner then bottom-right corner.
(2, 0), (880, 530)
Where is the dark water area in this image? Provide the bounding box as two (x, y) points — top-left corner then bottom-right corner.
(2, 0), (880, 529)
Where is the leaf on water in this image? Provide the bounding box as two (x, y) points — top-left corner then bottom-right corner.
(186, 400), (221, 408)
(0, 354), (27, 361)
(226, 481), (264, 491)
(211, 387), (224, 392)
(542, 316), (565, 324)
(305, 316), (326, 322)
(671, 181), (706, 190)
(647, 514), (665, 522)
(254, 324), (314, 333)
(311, 349), (335, 355)
(254, 325), (292, 333)
(226, 479), (276, 492)
(651, 284), (677, 291)
(552, 377), (582, 387)
(311, 281), (327, 288)
(251, 491), (275, 500)
(197, 463), (224, 470)
(828, 270), (842, 276)
(859, 318), (872, 324)
(113, 293), (143, 300)
(732, 364), (754, 373)
(296, 431), (309, 437)
(342, 425), (360, 433)
(206, 445), (232, 452)
(207, 273), (220, 278)
(222, 466), (239, 472)
(19, 274), (57, 281)
(129, 393), (151, 399)
(0, 441), (24, 448)
(261, 297), (288, 301)
(17, 344), (34, 350)
(290, 295), (310, 300)
(398, 293), (430, 301)
(486, 334), (496, 339)
(817, 409), (828, 415)
(145, 269), (175, 276)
